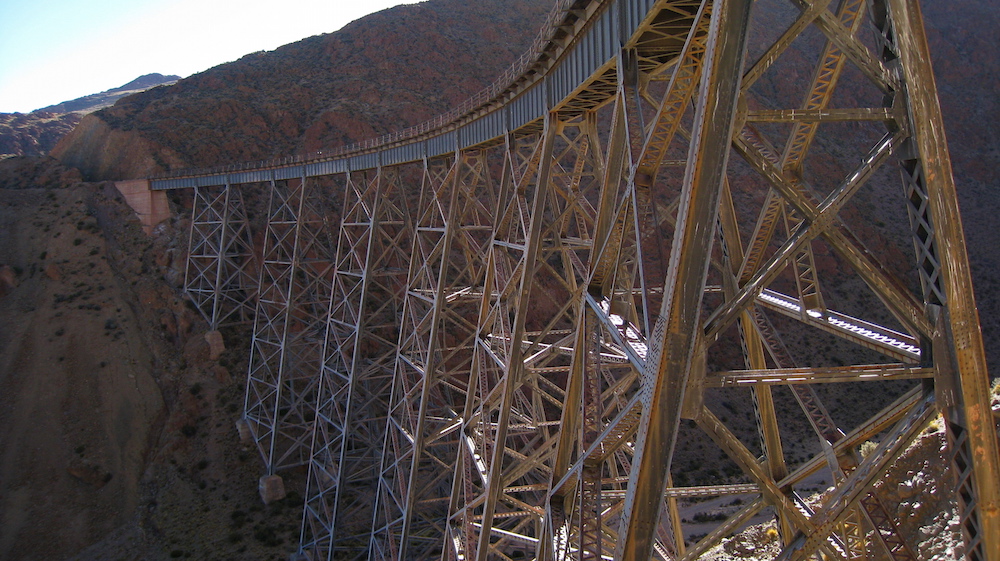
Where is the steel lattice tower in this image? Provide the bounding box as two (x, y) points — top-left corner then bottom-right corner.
(184, 182), (257, 329)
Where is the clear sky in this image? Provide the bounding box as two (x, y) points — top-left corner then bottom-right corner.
(0, 0), (422, 113)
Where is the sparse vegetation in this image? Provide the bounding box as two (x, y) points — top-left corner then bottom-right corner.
(253, 525), (284, 547)
(859, 440), (878, 459)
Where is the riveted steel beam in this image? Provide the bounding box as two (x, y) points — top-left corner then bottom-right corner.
(617, 1), (753, 559)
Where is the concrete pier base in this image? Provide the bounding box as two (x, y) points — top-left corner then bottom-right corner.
(259, 474), (286, 504)
(115, 179), (170, 234)
(235, 418), (253, 444)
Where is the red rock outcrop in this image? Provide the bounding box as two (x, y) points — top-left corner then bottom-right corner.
(0, 112), (82, 158)
(0, 74), (178, 160)
(50, 114), (187, 181)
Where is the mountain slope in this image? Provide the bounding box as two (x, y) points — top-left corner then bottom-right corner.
(0, 112), (82, 159)
(38, 73), (180, 115)
(0, 74), (179, 160)
(51, 0), (554, 180)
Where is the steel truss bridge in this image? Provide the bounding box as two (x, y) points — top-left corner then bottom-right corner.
(151, 0), (999, 559)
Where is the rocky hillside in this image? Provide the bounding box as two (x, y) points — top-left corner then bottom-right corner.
(0, 74), (179, 160)
(0, 112), (83, 160)
(0, 157), (314, 560)
(51, 0), (553, 181)
(695, 414), (972, 560)
(0, 168), (186, 560)
(36, 74), (180, 115)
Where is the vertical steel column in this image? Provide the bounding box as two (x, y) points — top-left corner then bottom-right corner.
(472, 120), (556, 561)
(300, 171), (370, 560)
(367, 157), (456, 561)
(337, 166), (411, 557)
(546, 93), (628, 561)
(443, 132), (530, 561)
(244, 175), (304, 474)
(577, 309), (607, 561)
(546, 6), (715, 554)
(458, 113), (604, 560)
(617, 0), (752, 559)
(886, 0), (1000, 558)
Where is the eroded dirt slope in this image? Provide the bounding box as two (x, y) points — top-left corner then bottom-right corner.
(0, 170), (306, 560)
(0, 184), (165, 559)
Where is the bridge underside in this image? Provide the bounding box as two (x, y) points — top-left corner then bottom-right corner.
(168, 0), (998, 559)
